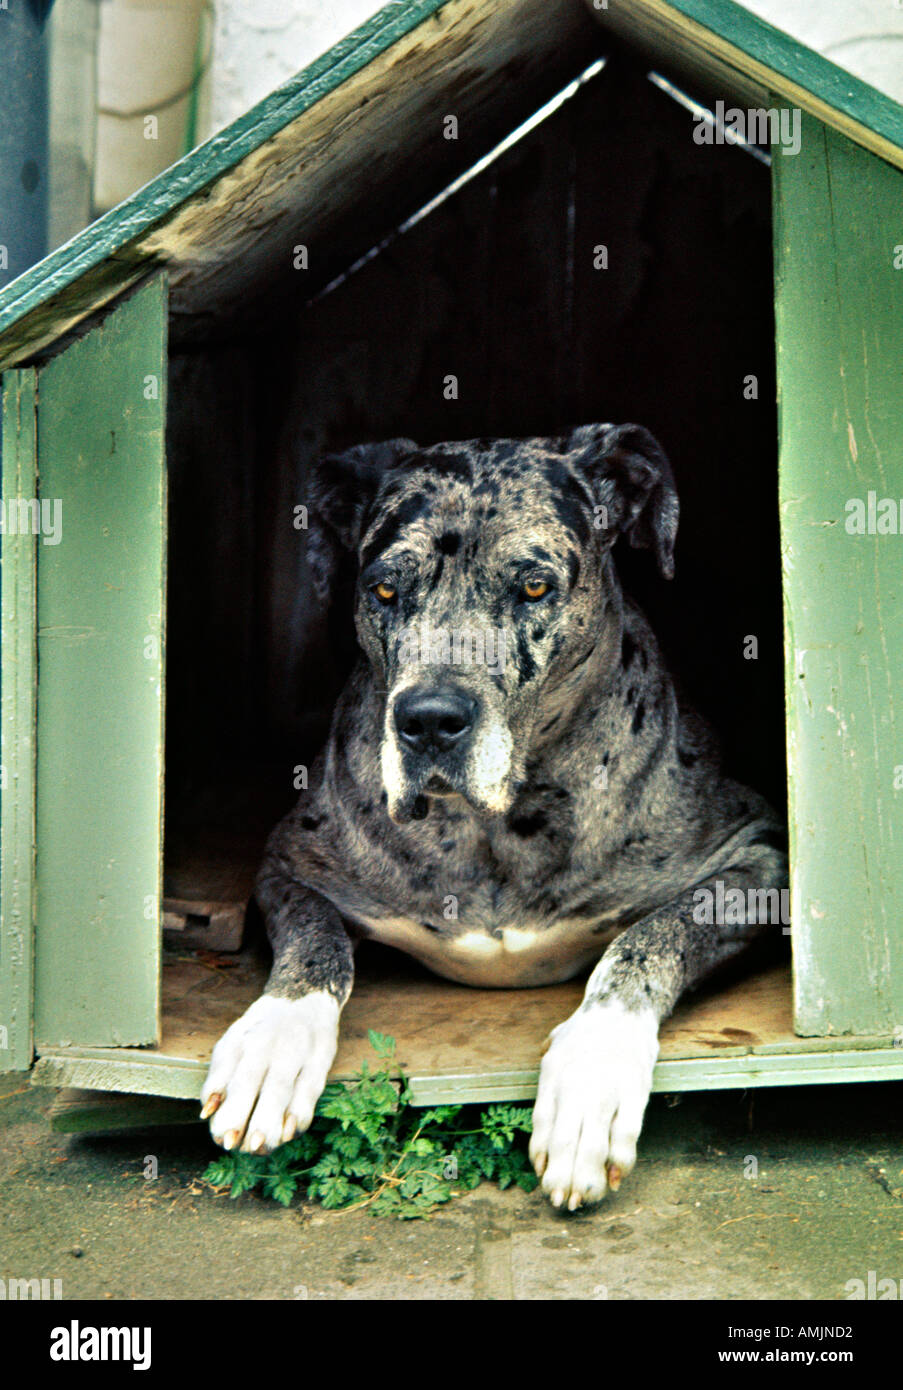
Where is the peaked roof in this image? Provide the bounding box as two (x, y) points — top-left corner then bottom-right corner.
(0, 0), (900, 368)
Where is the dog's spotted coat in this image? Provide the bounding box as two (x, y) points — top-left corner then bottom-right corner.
(202, 425), (786, 1209)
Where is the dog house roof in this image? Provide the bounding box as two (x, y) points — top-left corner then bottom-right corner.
(1, 0), (902, 366)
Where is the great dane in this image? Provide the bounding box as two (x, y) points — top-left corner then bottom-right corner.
(201, 425), (786, 1210)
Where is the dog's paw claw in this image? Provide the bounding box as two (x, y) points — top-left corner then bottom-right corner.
(199, 1093), (222, 1121)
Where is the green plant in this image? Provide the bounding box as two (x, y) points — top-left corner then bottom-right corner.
(202, 1030), (538, 1218)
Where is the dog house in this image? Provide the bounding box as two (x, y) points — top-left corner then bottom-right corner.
(3, 0), (903, 1119)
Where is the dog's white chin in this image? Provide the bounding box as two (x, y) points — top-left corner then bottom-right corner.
(381, 706), (516, 823)
(386, 780), (515, 825)
(381, 728), (516, 824)
(463, 779), (515, 818)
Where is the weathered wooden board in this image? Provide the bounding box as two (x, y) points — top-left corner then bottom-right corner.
(48, 1088), (201, 1134)
(774, 114), (903, 1035)
(162, 842), (256, 951)
(30, 952), (903, 1104)
(32, 275), (168, 1049)
(0, 0), (603, 363)
(0, 369), (38, 1071)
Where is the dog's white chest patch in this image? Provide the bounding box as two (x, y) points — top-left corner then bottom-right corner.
(351, 911), (621, 987)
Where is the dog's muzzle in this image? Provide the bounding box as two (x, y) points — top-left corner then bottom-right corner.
(383, 680), (514, 822)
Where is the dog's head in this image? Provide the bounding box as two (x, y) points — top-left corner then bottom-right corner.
(307, 425), (678, 822)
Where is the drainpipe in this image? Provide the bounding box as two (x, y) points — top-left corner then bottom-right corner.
(0, 0), (55, 289)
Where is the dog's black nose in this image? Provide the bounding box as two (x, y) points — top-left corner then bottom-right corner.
(394, 687), (477, 756)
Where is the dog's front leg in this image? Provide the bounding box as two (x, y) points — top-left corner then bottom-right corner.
(200, 868), (353, 1154)
(530, 855), (786, 1209)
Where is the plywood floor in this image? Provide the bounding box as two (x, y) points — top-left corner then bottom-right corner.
(161, 942), (792, 1077)
(33, 943), (903, 1101)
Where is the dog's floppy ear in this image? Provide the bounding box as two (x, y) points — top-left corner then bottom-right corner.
(567, 422), (679, 579)
(306, 438), (418, 604)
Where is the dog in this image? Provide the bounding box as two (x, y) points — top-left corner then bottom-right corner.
(200, 424), (787, 1210)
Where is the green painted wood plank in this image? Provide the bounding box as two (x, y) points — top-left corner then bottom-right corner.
(0, 370), (37, 1071)
(774, 113), (903, 1036)
(33, 274), (167, 1048)
(30, 1042), (903, 1105)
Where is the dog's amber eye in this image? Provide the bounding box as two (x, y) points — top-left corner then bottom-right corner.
(372, 581), (397, 604)
(522, 578), (549, 601)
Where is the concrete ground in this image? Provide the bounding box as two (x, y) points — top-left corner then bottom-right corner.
(1, 1074), (901, 1301)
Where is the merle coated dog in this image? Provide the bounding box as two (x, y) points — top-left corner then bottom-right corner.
(201, 425), (786, 1210)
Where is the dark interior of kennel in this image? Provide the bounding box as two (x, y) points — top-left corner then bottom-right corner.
(163, 53), (783, 911)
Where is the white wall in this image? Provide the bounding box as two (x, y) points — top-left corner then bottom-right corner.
(209, 0), (385, 133)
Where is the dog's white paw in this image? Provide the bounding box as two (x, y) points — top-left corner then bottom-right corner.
(200, 992), (340, 1154)
(529, 1000), (659, 1210)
